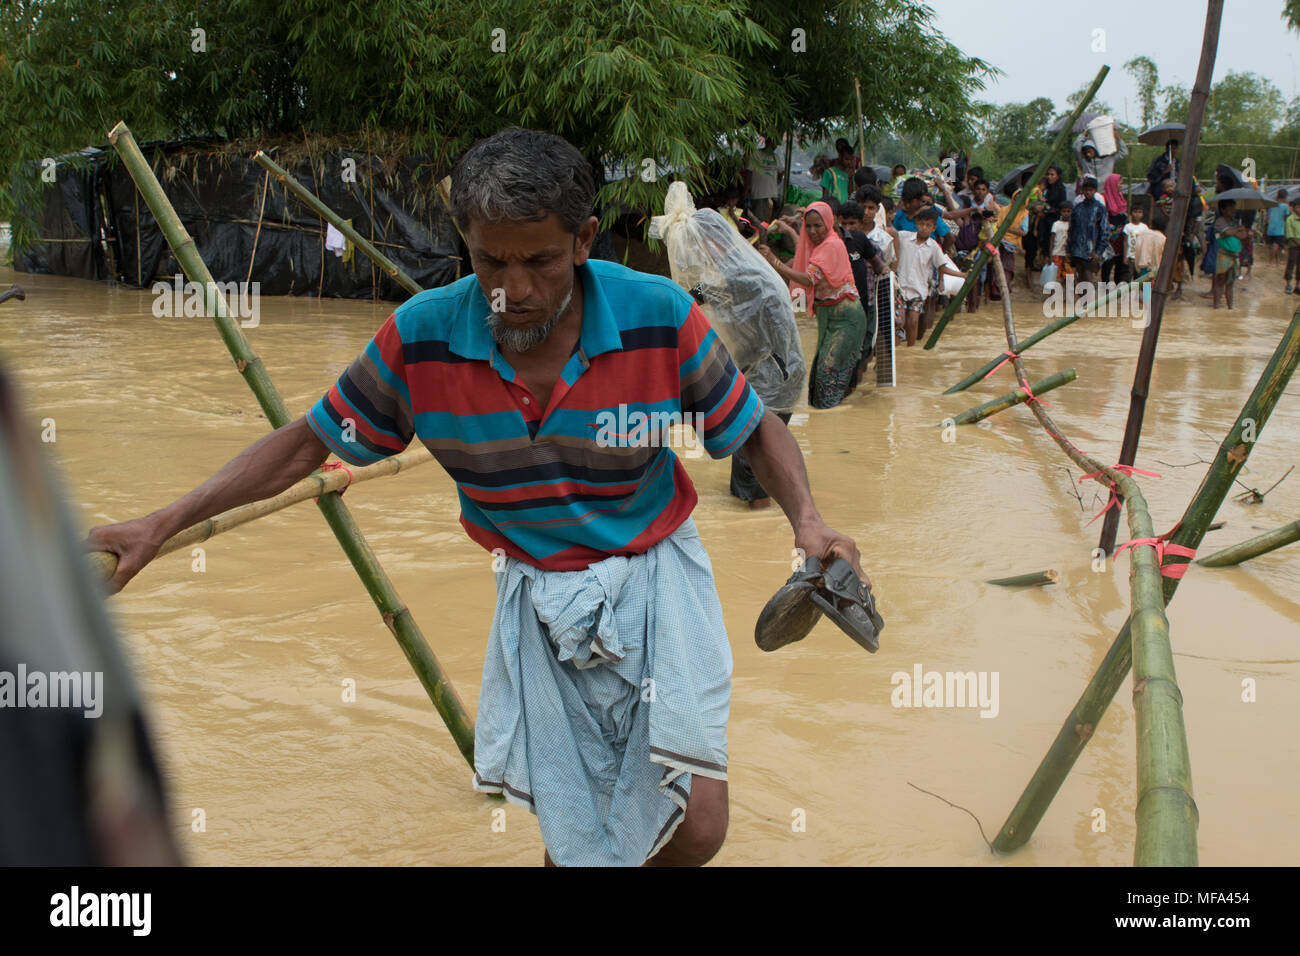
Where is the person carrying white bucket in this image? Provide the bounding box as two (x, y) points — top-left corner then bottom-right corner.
(1073, 116), (1128, 196)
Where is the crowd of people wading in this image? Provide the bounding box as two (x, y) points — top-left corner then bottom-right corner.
(701, 124), (1300, 414)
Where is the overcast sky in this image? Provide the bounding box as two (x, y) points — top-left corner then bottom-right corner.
(924, 0), (1300, 119)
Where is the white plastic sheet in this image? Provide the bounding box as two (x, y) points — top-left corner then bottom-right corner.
(649, 182), (806, 414)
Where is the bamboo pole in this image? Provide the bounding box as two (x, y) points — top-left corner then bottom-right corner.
(246, 169), (270, 287)
(252, 150), (423, 297)
(994, 300), (1300, 857)
(981, 253), (1195, 865)
(943, 271), (1151, 394)
(948, 369), (1076, 425)
(924, 64), (1111, 350)
(107, 122), (475, 767)
(987, 570), (1059, 587)
(1196, 519), (1300, 567)
(854, 77), (867, 166)
(87, 447), (434, 583)
(1099, 0), (1224, 557)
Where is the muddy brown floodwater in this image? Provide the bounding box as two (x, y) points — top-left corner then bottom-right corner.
(2, 258), (1298, 866)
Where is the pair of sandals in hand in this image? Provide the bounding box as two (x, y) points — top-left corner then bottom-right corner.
(755, 555), (884, 654)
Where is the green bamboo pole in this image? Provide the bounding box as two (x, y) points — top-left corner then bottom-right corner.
(1099, 0), (1224, 559)
(1196, 519), (1300, 567)
(981, 253), (1195, 865)
(994, 300), (1300, 857)
(924, 64), (1110, 350)
(948, 369), (1076, 425)
(108, 122), (476, 767)
(87, 447), (434, 583)
(252, 150), (424, 297)
(987, 569), (1059, 587)
(943, 271), (1151, 394)
(854, 77), (867, 166)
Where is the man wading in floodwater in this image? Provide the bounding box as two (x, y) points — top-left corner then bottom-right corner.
(87, 127), (869, 867)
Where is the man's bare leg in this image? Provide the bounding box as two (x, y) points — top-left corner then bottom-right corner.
(644, 775), (728, 867)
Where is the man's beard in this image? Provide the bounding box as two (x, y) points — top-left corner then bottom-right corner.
(485, 287), (572, 353)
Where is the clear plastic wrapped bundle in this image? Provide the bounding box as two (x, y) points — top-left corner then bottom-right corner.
(649, 181), (806, 414)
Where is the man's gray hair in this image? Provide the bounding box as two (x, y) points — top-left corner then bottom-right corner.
(450, 127), (595, 233)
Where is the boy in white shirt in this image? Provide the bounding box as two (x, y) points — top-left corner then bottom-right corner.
(1121, 206), (1149, 283)
(1050, 202), (1073, 275)
(885, 207), (966, 346)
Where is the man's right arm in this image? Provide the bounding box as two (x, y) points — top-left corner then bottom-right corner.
(86, 416), (330, 594)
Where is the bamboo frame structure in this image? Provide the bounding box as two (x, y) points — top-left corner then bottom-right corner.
(1099, 0), (1225, 556)
(948, 370), (1075, 425)
(1196, 519), (1300, 567)
(924, 64), (1110, 350)
(107, 122), (476, 767)
(977, 254), (1194, 865)
(943, 272), (1150, 395)
(252, 150), (424, 297)
(993, 301), (1300, 859)
(87, 448), (434, 583)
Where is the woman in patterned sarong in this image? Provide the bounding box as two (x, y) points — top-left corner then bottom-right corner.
(759, 201), (864, 409)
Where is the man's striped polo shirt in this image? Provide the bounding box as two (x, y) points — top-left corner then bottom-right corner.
(305, 258), (766, 571)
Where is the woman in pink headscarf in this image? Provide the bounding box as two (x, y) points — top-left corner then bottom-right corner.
(758, 201), (864, 408)
(1100, 173), (1129, 283)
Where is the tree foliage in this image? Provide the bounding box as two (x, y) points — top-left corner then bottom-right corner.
(1125, 56), (1160, 130)
(1, 0), (994, 249)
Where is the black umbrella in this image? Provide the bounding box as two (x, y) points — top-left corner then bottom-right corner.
(993, 163), (1037, 198)
(1214, 163), (1246, 190)
(1137, 123), (1186, 146)
(1047, 111), (1100, 134)
(1209, 187), (1277, 211)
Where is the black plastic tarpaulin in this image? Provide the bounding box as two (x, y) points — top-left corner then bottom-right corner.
(11, 148), (111, 281)
(16, 141), (464, 300)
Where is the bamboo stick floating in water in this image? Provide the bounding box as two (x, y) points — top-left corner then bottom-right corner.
(942, 272), (1150, 395)
(86, 447), (435, 583)
(107, 122), (476, 767)
(252, 150), (424, 298)
(993, 301), (1300, 860)
(1196, 518), (1300, 567)
(948, 369), (1075, 425)
(987, 570), (1059, 587)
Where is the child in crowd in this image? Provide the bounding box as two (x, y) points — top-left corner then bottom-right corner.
(836, 199), (891, 387)
(854, 187), (895, 268)
(1285, 197), (1300, 294)
(1267, 188), (1288, 267)
(884, 207), (966, 347)
(1123, 205), (1149, 283)
(1050, 202), (1073, 276)
(1211, 199), (1250, 310)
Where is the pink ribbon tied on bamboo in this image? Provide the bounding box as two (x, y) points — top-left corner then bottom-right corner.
(313, 460), (356, 502)
(1115, 526), (1197, 579)
(1081, 464), (1163, 526)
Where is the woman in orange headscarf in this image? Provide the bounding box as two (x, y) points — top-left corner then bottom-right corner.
(759, 201), (865, 408)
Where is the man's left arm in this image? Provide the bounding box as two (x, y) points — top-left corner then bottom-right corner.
(741, 411), (870, 586)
